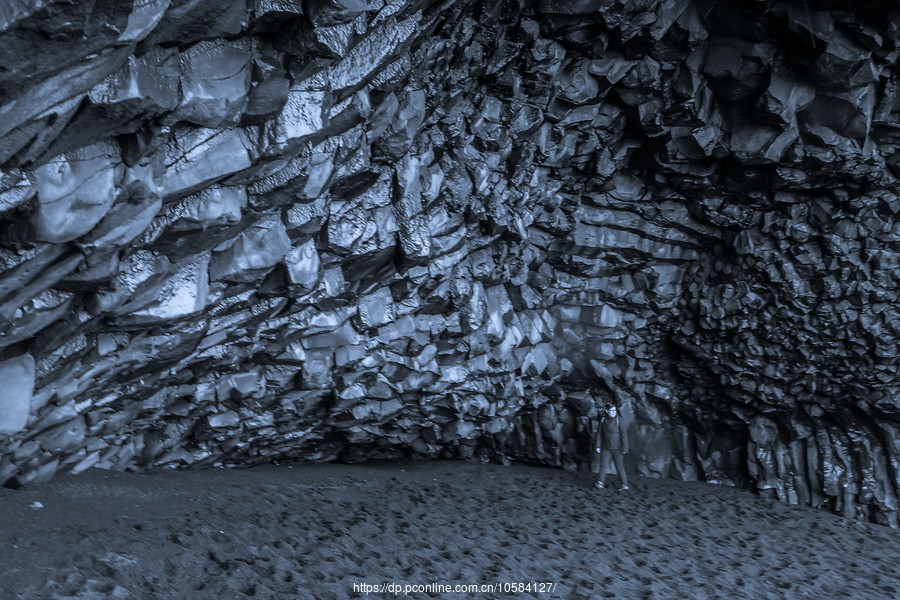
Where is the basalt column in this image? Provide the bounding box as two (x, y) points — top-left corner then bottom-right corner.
(0, 1), (898, 526)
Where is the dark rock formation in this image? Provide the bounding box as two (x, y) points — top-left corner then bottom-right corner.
(0, 0), (898, 526)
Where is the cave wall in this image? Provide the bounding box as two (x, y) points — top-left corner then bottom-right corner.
(0, 0), (898, 525)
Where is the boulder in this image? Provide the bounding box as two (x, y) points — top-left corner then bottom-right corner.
(210, 215), (291, 282)
(30, 142), (122, 243)
(0, 354), (34, 436)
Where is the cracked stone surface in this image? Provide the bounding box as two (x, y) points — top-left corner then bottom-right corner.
(0, 0), (899, 526)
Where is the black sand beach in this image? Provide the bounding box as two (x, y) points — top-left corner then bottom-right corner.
(2, 461), (897, 600)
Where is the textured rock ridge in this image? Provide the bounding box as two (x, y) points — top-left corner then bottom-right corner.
(0, 0), (899, 526)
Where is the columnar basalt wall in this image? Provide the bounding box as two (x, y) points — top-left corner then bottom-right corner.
(0, 0), (898, 525)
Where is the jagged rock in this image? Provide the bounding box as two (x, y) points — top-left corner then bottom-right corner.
(243, 55), (290, 123)
(162, 127), (253, 198)
(372, 89), (425, 162)
(165, 186), (247, 231)
(357, 287), (395, 329)
(39, 416), (87, 454)
(176, 39), (253, 127)
(0, 354), (35, 435)
(0, 0), (898, 529)
(117, 253), (210, 323)
(210, 215), (291, 282)
(0, 289), (74, 348)
(143, 0), (249, 46)
(54, 48), (181, 159)
(264, 88), (327, 151)
(80, 190), (162, 250)
(30, 142), (122, 243)
(284, 239), (322, 291)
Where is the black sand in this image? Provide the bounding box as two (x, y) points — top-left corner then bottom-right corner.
(1, 461), (898, 600)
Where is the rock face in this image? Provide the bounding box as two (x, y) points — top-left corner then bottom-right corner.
(0, 0), (898, 525)
(0, 354), (34, 435)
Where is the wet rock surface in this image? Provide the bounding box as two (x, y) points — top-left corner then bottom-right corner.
(0, 0), (898, 526)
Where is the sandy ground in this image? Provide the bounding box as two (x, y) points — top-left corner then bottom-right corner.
(1, 460), (898, 600)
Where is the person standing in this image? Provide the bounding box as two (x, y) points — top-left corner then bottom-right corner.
(591, 403), (629, 491)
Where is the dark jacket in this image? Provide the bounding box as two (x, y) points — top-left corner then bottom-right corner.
(594, 415), (628, 452)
